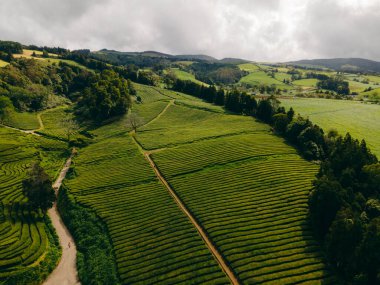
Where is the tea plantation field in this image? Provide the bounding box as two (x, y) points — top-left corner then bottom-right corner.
(62, 85), (334, 284)
(0, 127), (66, 283)
(281, 98), (380, 157)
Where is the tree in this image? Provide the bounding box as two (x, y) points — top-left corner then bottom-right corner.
(309, 176), (348, 239)
(126, 112), (143, 132)
(42, 50), (49, 58)
(287, 107), (295, 121)
(60, 117), (79, 143)
(22, 162), (55, 215)
(0, 96), (13, 123)
(273, 113), (289, 134)
(326, 208), (363, 279)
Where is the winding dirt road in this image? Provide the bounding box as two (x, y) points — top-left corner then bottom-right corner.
(43, 156), (80, 285)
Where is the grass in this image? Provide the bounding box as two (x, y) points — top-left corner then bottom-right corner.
(280, 98), (380, 157)
(170, 68), (207, 85)
(0, 127), (66, 283)
(0, 60), (8, 67)
(12, 49), (90, 71)
(143, 99), (332, 283)
(65, 135), (229, 284)
(275, 72), (292, 82)
(136, 103), (269, 150)
(3, 111), (40, 130)
(2, 82), (336, 283)
(239, 71), (293, 90)
(292, 79), (319, 88)
(238, 63), (260, 72)
(38, 106), (83, 141)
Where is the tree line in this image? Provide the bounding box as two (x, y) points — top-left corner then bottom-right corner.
(171, 78), (379, 284)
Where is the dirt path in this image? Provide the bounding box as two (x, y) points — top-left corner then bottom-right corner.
(130, 101), (240, 284)
(0, 124), (41, 136)
(0, 108), (46, 136)
(142, 99), (174, 128)
(43, 156), (80, 285)
(144, 153), (240, 284)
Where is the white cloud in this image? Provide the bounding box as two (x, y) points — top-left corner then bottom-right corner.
(0, 0), (379, 61)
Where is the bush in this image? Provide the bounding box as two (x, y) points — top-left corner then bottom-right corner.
(58, 187), (120, 285)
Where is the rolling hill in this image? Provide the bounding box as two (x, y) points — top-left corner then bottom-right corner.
(287, 58), (380, 73)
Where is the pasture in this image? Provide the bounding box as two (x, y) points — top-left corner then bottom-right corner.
(170, 68), (207, 85)
(280, 98), (380, 157)
(238, 71), (293, 90)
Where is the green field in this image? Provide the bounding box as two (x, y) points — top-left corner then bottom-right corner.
(3, 111), (40, 130)
(239, 71), (293, 90)
(281, 98), (380, 156)
(238, 63), (260, 72)
(65, 89), (230, 284)
(0, 127), (66, 283)
(170, 68), (207, 85)
(61, 85), (332, 283)
(292, 78), (319, 88)
(0, 60), (8, 67)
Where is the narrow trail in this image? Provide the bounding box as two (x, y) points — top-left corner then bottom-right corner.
(143, 99), (174, 128)
(0, 108), (46, 136)
(130, 101), (240, 284)
(144, 152), (240, 285)
(0, 124), (41, 136)
(43, 155), (80, 285)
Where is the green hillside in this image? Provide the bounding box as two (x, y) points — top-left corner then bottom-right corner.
(281, 98), (380, 156)
(62, 85), (332, 284)
(0, 127), (65, 283)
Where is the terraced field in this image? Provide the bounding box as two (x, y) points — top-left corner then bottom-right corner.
(0, 127), (66, 283)
(281, 98), (380, 157)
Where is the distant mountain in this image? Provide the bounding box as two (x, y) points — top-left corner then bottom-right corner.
(219, 58), (251, 64)
(174, 54), (217, 61)
(287, 58), (380, 73)
(96, 49), (172, 58)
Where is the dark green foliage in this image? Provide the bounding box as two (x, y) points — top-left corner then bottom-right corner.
(325, 208), (363, 279)
(190, 62), (248, 84)
(356, 218), (380, 284)
(0, 95), (13, 122)
(256, 99), (275, 123)
(309, 176), (348, 238)
(136, 70), (159, 86)
(309, 132), (379, 283)
(22, 162), (55, 215)
(58, 187), (120, 285)
(273, 113), (289, 134)
(317, 76), (350, 95)
(75, 70), (131, 121)
(0, 40), (23, 54)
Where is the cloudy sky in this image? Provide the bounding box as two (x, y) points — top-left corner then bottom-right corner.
(0, 0), (379, 62)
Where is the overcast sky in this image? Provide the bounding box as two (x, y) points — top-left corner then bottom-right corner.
(0, 0), (379, 62)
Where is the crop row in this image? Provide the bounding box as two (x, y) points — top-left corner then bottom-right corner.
(66, 135), (229, 284)
(152, 133), (296, 177)
(0, 127), (64, 281)
(154, 142), (331, 284)
(137, 104), (269, 149)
